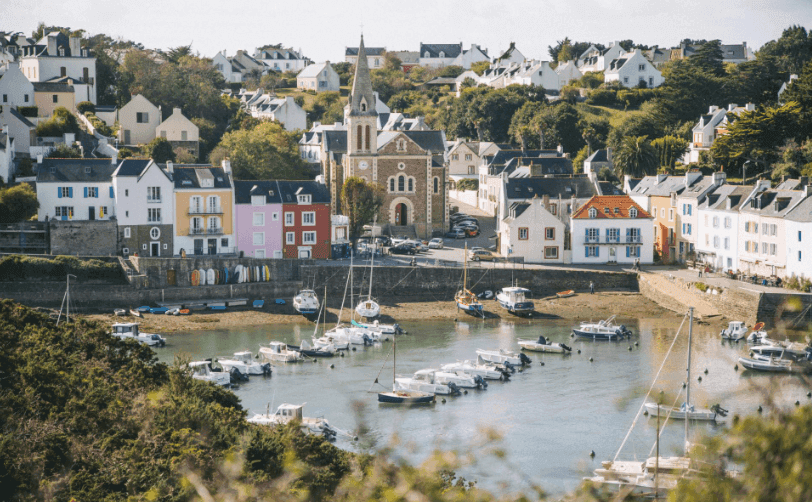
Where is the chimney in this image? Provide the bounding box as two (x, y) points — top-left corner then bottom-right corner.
(173, 107), (182, 116)
(111, 154), (117, 165)
(37, 154), (43, 164)
(804, 185), (811, 198)
(726, 197), (732, 210)
(800, 176), (808, 186)
(606, 147), (613, 163)
(69, 37), (81, 56)
(221, 159), (232, 174)
(1, 124), (8, 135)
(746, 103), (755, 112)
(712, 171), (726, 186)
(656, 173), (667, 184)
(684, 170), (702, 187)
(709, 105), (718, 114)
(47, 35), (57, 56)
(728, 103), (738, 112)
(166, 161), (173, 173)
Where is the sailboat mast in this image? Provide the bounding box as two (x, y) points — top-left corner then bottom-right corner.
(463, 243), (468, 290)
(368, 215), (376, 301)
(655, 405), (660, 499)
(393, 332), (396, 388)
(685, 306), (694, 456)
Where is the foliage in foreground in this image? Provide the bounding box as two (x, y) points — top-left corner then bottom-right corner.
(0, 254), (122, 282)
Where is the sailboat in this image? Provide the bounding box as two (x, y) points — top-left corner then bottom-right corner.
(355, 222), (380, 319)
(643, 308), (727, 422)
(454, 243), (483, 315)
(377, 334), (435, 404)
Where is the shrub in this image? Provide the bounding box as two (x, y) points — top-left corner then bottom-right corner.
(17, 106), (38, 117)
(456, 178), (478, 191)
(83, 112), (112, 136)
(586, 88), (618, 107)
(36, 107), (80, 138)
(695, 282), (708, 292)
(76, 101), (95, 114)
(0, 255), (123, 282)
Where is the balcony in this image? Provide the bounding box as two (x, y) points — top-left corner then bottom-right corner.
(189, 227), (224, 236)
(583, 236), (642, 245)
(147, 218), (162, 224)
(147, 197), (162, 203)
(188, 207), (223, 215)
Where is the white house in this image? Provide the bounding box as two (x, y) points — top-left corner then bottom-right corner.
(738, 181), (809, 278)
(778, 74), (799, 104)
(0, 107), (35, 155)
(19, 32), (97, 104)
(695, 183), (767, 272)
(0, 127), (14, 183)
(118, 94), (161, 146)
(570, 195), (654, 265)
(418, 43), (463, 68)
(255, 48), (310, 72)
(604, 50), (664, 88)
(583, 149), (612, 176)
(212, 51), (243, 83)
(685, 103), (755, 164)
(345, 45), (386, 69)
(0, 63), (34, 108)
(112, 159), (175, 257)
(674, 172), (727, 262)
(296, 62), (340, 92)
(247, 94), (306, 131)
(500, 197), (567, 263)
(554, 60), (582, 86)
(492, 44), (525, 65)
(449, 44), (490, 69)
(493, 60), (561, 91)
(36, 157), (118, 222)
(785, 192), (812, 282)
(578, 42), (626, 73)
(156, 107), (200, 158)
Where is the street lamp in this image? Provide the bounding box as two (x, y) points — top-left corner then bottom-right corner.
(743, 160), (752, 184)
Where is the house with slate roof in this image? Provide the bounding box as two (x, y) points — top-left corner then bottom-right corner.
(785, 189), (812, 281)
(571, 195), (654, 265)
(32, 81), (75, 116)
(583, 149), (612, 176)
(172, 161), (235, 256)
(345, 45), (386, 69)
(255, 48), (310, 72)
(297, 62), (340, 92)
(112, 159), (175, 257)
(604, 50), (663, 88)
(19, 31), (97, 104)
(36, 157), (118, 222)
(738, 180), (811, 278)
(684, 103), (755, 163)
(0, 107), (35, 155)
(156, 107), (200, 159)
(578, 42), (625, 73)
(0, 64), (34, 109)
(212, 50), (266, 83)
(555, 60), (582, 86)
(674, 172), (727, 262)
(500, 197), (567, 263)
(695, 182), (768, 272)
(234, 180), (284, 259)
(117, 94), (161, 147)
(419, 43), (463, 68)
(449, 44), (490, 69)
(277, 180), (331, 259)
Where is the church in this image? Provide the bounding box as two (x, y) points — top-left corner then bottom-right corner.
(321, 36), (449, 239)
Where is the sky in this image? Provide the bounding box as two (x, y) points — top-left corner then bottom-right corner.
(3, 0), (812, 62)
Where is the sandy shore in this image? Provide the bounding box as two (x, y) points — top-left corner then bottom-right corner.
(80, 291), (700, 333)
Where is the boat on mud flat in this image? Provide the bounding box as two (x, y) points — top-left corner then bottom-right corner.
(247, 403), (337, 439)
(518, 335), (572, 353)
(720, 321), (747, 341)
(572, 315), (631, 340)
(556, 290), (575, 298)
(476, 348), (532, 366)
(293, 289), (320, 315)
(746, 322), (769, 343)
(218, 351), (272, 376)
(738, 353), (812, 373)
(496, 286), (535, 315)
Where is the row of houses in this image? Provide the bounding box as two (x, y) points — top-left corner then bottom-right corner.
(35, 156), (337, 260)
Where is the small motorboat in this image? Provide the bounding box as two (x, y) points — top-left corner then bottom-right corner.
(750, 342), (812, 360)
(572, 315), (631, 340)
(165, 307), (181, 316)
(293, 289), (320, 315)
(111, 322), (166, 347)
(247, 403), (337, 438)
(129, 309), (142, 318)
(746, 322), (769, 343)
(259, 341), (304, 363)
(476, 348), (531, 366)
(720, 321), (747, 341)
(441, 359), (509, 381)
(188, 361), (231, 386)
(738, 354), (812, 373)
(518, 335), (572, 353)
(218, 351), (272, 376)
(136, 306), (151, 314)
(150, 307), (169, 315)
(114, 308), (127, 316)
(178, 309), (191, 315)
(496, 287), (534, 315)
(253, 300), (264, 309)
(395, 369), (461, 395)
(351, 319), (401, 337)
(643, 402), (727, 421)
(292, 339), (335, 357)
(556, 290), (575, 298)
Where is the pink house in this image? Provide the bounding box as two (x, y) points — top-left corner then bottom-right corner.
(234, 180), (283, 259)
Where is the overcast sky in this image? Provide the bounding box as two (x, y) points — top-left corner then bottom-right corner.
(4, 0), (812, 62)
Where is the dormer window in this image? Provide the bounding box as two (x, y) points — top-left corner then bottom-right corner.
(588, 208), (597, 218)
(424, 51), (430, 58)
(613, 207), (620, 214)
(629, 207), (637, 218)
(297, 194), (311, 204)
(604, 207), (610, 214)
(84, 167), (91, 174)
(439, 51), (445, 58)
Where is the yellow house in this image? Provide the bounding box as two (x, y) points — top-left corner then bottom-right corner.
(171, 162), (235, 256)
(33, 81), (75, 117)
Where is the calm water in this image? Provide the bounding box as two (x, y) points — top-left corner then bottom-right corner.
(153, 315), (810, 496)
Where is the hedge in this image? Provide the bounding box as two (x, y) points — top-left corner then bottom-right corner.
(0, 255), (123, 282)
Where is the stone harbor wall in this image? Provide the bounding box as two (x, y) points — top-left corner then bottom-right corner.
(49, 220), (118, 256)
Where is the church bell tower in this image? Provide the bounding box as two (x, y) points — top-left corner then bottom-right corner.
(346, 35), (378, 168)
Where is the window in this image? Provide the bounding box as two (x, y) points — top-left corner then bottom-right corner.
(770, 243), (777, 255)
(52, 94), (58, 103)
(389, 178), (395, 192)
(398, 175), (405, 192)
(433, 177), (439, 194)
(149, 227), (160, 239)
(207, 195), (220, 213)
(136, 112), (149, 123)
(800, 251), (803, 261)
(588, 207), (597, 218)
(586, 246), (599, 257)
(181, 131), (187, 141)
(1, 94), (5, 103)
(587, 228), (598, 242)
(303, 231), (316, 244)
(465, 154), (472, 161)
(770, 224), (777, 236)
(744, 241), (750, 252)
(24, 94), (28, 103)
(123, 248), (129, 255)
(661, 209), (665, 218)
(255, 249), (266, 259)
(160, 130), (167, 138)
(724, 237), (729, 250)
(629, 207), (637, 218)
(284, 212), (294, 226)
(545, 228), (555, 240)
(518, 227), (529, 240)
(669, 209), (674, 221)
(253, 213), (265, 226)
(713, 236), (720, 248)
(124, 227), (131, 238)
(272, 212), (279, 221)
(55, 206), (74, 218)
(628, 228), (640, 243)
(687, 204), (692, 215)
(148, 208), (161, 223)
(550, 205), (557, 215)
(628, 246), (641, 257)
(638, 64), (645, 71)
(545, 247), (558, 259)
(762, 242), (768, 254)
(408, 178), (413, 192)
(608, 228), (619, 242)
(452, 154), (459, 161)
(302, 211), (315, 225)
(623, 77), (629, 84)
(762, 223), (768, 235)
(253, 232), (265, 246)
(252, 195), (265, 206)
(125, 189), (129, 197)
(147, 186), (160, 202)
(799, 231), (803, 242)
(297, 194), (311, 204)
(221, 238), (228, 247)
(686, 223), (691, 235)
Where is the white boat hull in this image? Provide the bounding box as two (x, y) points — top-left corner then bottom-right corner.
(441, 361), (504, 380)
(643, 402), (718, 421)
(395, 377), (453, 395)
(476, 348), (526, 365)
(355, 300), (380, 319)
(259, 346), (303, 362)
(517, 339), (570, 353)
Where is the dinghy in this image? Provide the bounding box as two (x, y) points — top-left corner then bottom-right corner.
(476, 348), (531, 366)
(518, 335), (571, 353)
(556, 290), (575, 298)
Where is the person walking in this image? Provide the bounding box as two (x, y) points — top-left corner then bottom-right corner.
(589, 281), (595, 294)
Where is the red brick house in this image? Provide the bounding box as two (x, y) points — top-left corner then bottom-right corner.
(277, 181), (331, 259)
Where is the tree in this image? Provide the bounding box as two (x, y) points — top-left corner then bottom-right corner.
(209, 121), (307, 180)
(758, 25), (812, 74)
(76, 101), (95, 114)
(36, 107), (81, 138)
(579, 117), (610, 154)
(47, 144), (82, 158)
(340, 177), (385, 241)
(614, 135), (658, 178)
(780, 59), (812, 138)
(174, 147), (196, 163)
(0, 184), (39, 223)
(142, 137), (175, 163)
(691, 40), (725, 77)
(651, 135), (688, 171)
(470, 61), (490, 76)
(383, 51), (402, 72)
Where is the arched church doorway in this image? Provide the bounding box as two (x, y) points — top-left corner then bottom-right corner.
(395, 203), (408, 225)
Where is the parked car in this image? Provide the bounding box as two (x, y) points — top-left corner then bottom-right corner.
(407, 240), (428, 252)
(454, 217), (479, 225)
(389, 243), (417, 255)
(445, 229), (466, 239)
(469, 249), (500, 261)
(450, 212), (469, 221)
(464, 228), (480, 237)
(428, 238), (444, 249)
(374, 236), (391, 247)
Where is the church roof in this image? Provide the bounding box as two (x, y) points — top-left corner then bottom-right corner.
(348, 35), (377, 117)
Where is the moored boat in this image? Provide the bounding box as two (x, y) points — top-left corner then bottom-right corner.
(218, 350), (272, 376)
(518, 335), (572, 353)
(496, 286), (534, 315)
(441, 359), (509, 381)
(259, 341), (304, 363)
(572, 315), (631, 340)
(455, 245), (483, 315)
(293, 289), (320, 315)
(188, 361), (231, 386)
(247, 403), (337, 438)
(111, 322), (166, 347)
(720, 321), (747, 341)
(738, 354), (812, 373)
(476, 348), (531, 366)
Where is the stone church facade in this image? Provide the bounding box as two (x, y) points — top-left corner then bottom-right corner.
(322, 36), (448, 239)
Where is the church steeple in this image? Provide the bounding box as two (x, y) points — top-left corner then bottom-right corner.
(349, 35), (377, 117)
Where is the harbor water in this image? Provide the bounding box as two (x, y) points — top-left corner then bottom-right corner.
(154, 315), (810, 496)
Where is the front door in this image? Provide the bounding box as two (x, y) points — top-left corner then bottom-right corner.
(150, 242), (160, 257)
(88, 207), (95, 220)
(395, 203), (408, 225)
(207, 238), (217, 255)
(166, 269), (176, 286)
(193, 239), (204, 255)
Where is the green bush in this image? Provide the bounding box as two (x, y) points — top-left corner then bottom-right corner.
(586, 88), (619, 107)
(695, 282), (708, 292)
(17, 106), (38, 117)
(456, 178), (478, 191)
(0, 255), (123, 282)
(84, 111), (112, 136)
(35, 107), (80, 137)
(76, 101), (95, 114)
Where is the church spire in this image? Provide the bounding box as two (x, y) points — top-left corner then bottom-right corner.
(349, 34), (377, 117)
